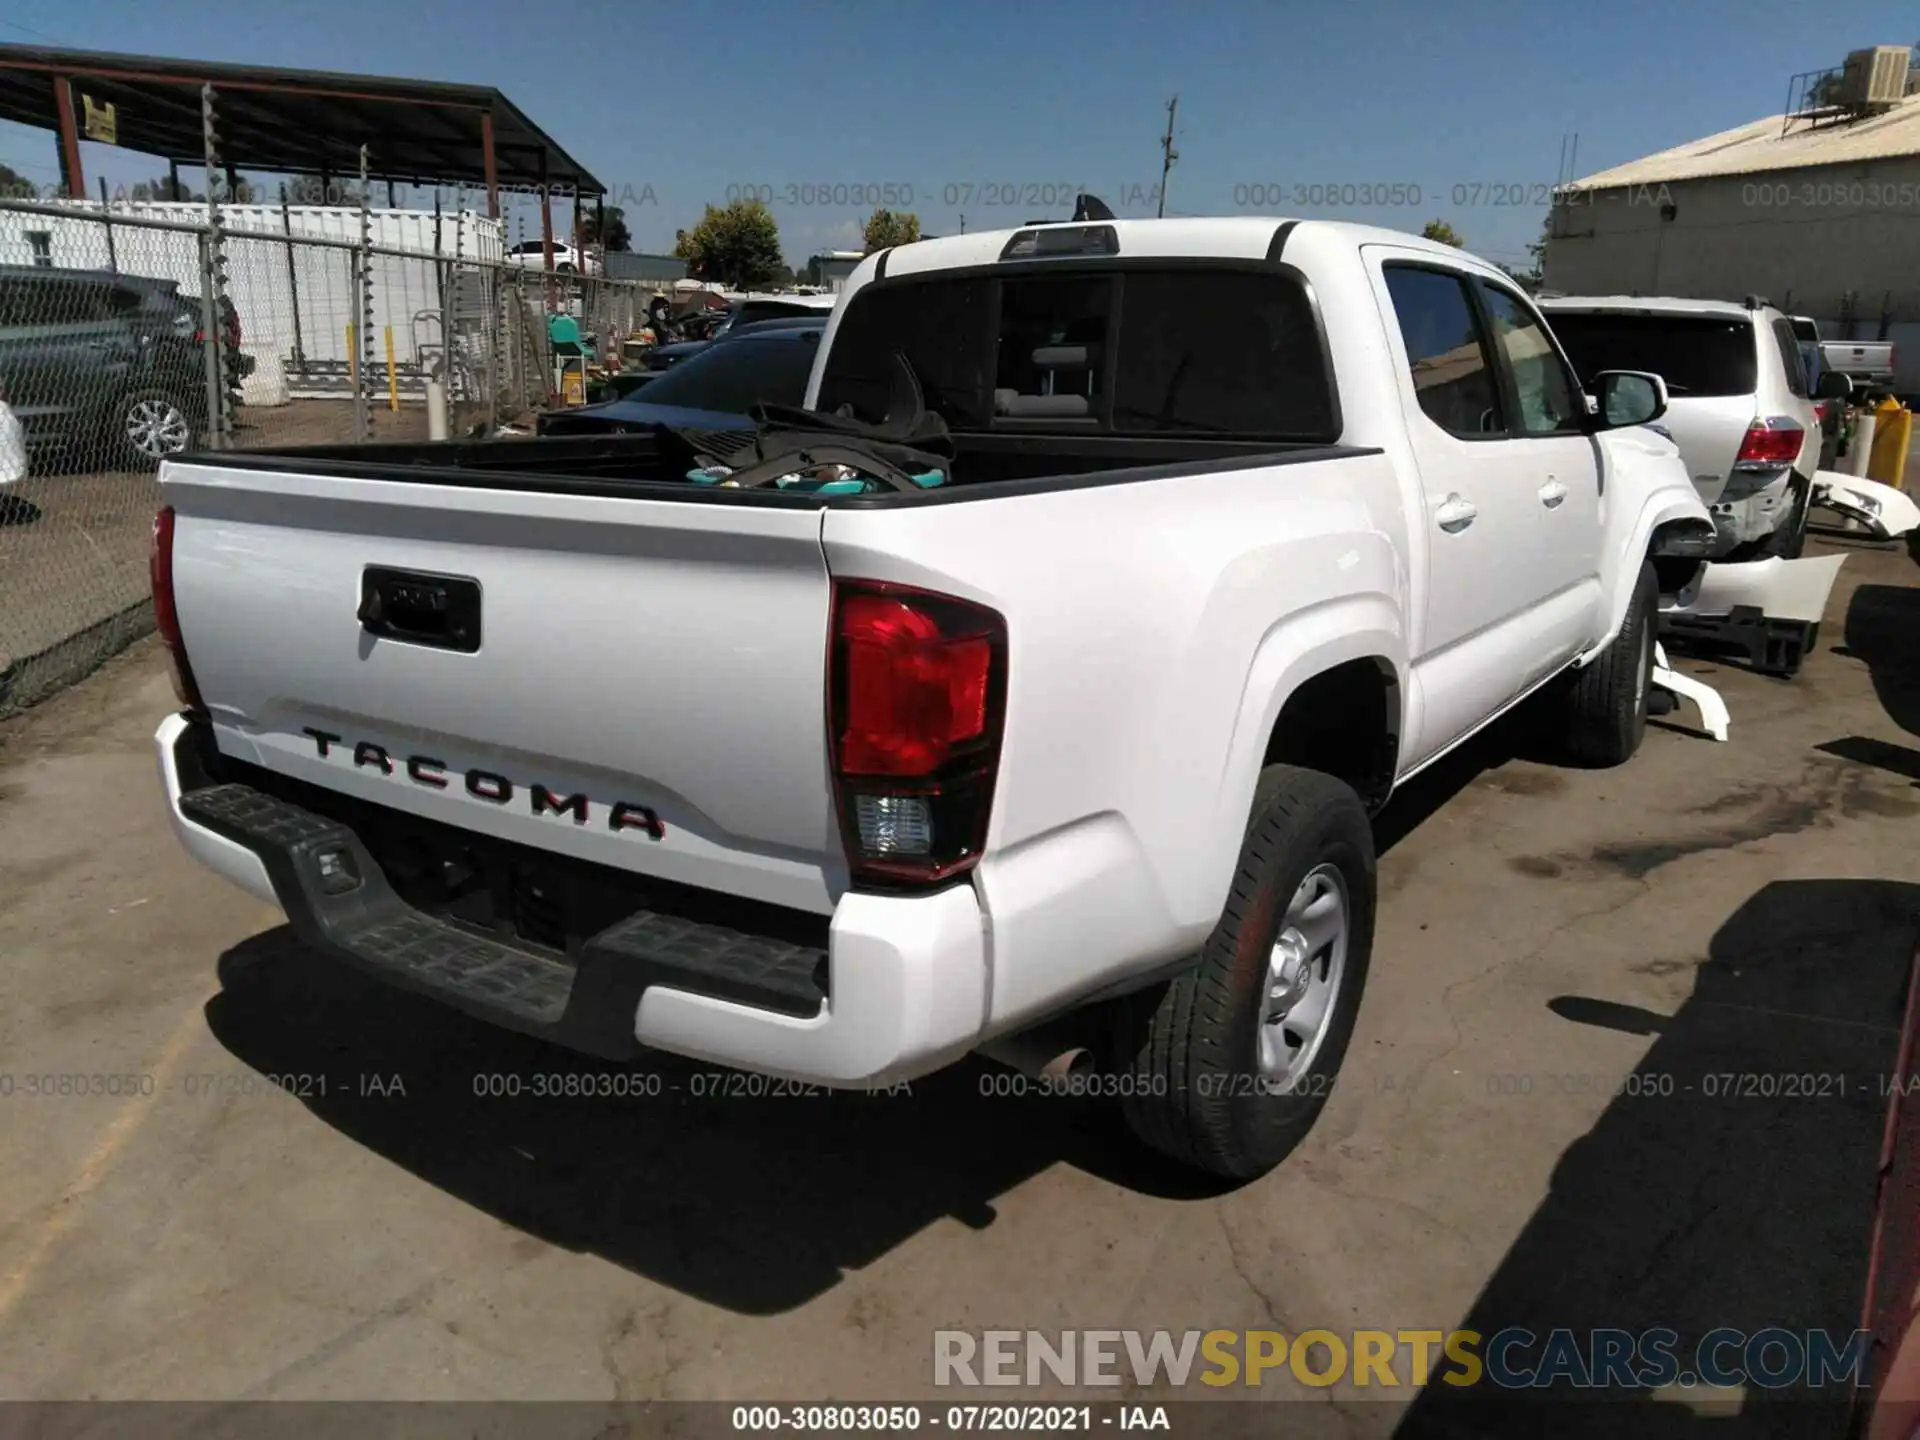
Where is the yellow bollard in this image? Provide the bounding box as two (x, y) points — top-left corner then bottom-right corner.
(346, 324), (357, 389)
(1867, 395), (1912, 491)
(384, 327), (399, 412)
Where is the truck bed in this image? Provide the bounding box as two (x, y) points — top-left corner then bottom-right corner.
(198, 430), (1367, 505)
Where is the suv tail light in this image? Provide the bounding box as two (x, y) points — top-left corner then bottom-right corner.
(1735, 418), (1804, 469)
(829, 580), (1007, 886)
(150, 506), (205, 713)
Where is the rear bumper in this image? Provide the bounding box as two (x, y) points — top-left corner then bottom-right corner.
(156, 714), (989, 1085)
(1708, 468), (1797, 550)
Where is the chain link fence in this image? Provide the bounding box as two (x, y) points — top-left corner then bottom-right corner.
(0, 196), (659, 716)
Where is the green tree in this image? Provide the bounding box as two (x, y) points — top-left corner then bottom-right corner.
(861, 207), (922, 253)
(1497, 211), (1553, 294)
(130, 174), (204, 202)
(1420, 218), (1466, 248)
(0, 161), (32, 199)
(581, 204), (632, 252)
(674, 199), (784, 289)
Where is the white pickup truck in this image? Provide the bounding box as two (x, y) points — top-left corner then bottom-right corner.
(154, 217), (1712, 1179)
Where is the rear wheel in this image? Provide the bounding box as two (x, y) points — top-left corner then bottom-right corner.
(117, 389), (194, 469)
(1116, 765), (1376, 1181)
(1560, 559), (1657, 766)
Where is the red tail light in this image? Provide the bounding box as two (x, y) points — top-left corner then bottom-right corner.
(1735, 419), (1804, 469)
(150, 507), (205, 713)
(829, 580), (1006, 886)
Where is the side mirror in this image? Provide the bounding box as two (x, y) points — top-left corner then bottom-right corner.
(1591, 370), (1669, 429)
(1815, 370), (1854, 401)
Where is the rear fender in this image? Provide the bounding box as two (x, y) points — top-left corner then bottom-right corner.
(1194, 594), (1405, 923)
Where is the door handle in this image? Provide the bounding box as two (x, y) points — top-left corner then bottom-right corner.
(1435, 494), (1477, 532)
(1538, 480), (1568, 508)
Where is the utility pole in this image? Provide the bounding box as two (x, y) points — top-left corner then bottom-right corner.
(958, 213), (966, 234)
(1157, 96), (1179, 218)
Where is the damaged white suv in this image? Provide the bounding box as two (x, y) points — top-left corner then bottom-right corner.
(1542, 295), (1854, 559)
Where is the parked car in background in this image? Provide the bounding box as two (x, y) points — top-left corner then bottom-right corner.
(0, 265), (215, 470)
(1818, 335), (1896, 389)
(1791, 317), (1845, 470)
(643, 294), (838, 373)
(503, 239), (600, 276)
(539, 318), (825, 436)
(1543, 295), (1850, 559)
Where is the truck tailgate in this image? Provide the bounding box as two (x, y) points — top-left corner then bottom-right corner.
(161, 460), (840, 914)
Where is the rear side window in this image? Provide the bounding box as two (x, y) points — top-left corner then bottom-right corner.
(817, 267), (1337, 440)
(0, 277), (98, 326)
(1547, 313), (1758, 398)
(1771, 318), (1810, 398)
(1382, 266), (1503, 438)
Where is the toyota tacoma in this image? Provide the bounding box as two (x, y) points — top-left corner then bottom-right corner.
(153, 216), (1711, 1178)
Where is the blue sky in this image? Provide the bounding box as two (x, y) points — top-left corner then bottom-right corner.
(2, 0), (1915, 267)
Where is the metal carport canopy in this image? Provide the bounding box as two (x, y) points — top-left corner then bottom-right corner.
(0, 42), (605, 208)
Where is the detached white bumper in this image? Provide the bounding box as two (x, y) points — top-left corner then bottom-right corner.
(156, 713), (991, 1087)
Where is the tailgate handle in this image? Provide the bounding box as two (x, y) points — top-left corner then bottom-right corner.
(359, 567), (481, 653)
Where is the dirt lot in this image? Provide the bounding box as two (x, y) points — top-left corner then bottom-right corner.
(0, 534), (1917, 1436)
(0, 402), (433, 713)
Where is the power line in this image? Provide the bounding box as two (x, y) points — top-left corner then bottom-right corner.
(0, 16), (63, 43)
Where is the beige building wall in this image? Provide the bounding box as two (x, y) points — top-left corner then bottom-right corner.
(1541, 157), (1920, 392)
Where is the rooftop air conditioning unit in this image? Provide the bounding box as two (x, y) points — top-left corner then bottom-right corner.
(1838, 46), (1912, 108)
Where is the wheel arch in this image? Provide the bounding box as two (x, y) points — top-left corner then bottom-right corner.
(1202, 597), (1407, 924)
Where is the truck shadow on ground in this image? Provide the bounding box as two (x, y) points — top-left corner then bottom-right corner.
(197, 708), (1554, 1314)
(1837, 581), (1920, 736)
(1394, 878), (1920, 1440)
(203, 929), (1222, 1315)
(1818, 581), (1920, 794)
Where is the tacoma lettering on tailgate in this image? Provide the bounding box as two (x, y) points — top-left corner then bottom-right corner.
(301, 727), (666, 839)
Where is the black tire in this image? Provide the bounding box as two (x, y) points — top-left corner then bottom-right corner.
(115, 388), (195, 469)
(1115, 765), (1376, 1181)
(1562, 559), (1657, 766)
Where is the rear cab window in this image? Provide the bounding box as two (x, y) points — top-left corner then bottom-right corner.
(816, 264), (1339, 442)
(1546, 311), (1759, 398)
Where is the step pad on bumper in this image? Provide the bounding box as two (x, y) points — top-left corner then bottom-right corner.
(595, 912), (827, 1018)
(176, 778), (826, 1057)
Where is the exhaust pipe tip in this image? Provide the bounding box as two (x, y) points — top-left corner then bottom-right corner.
(1039, 1047), (1094, 1084)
